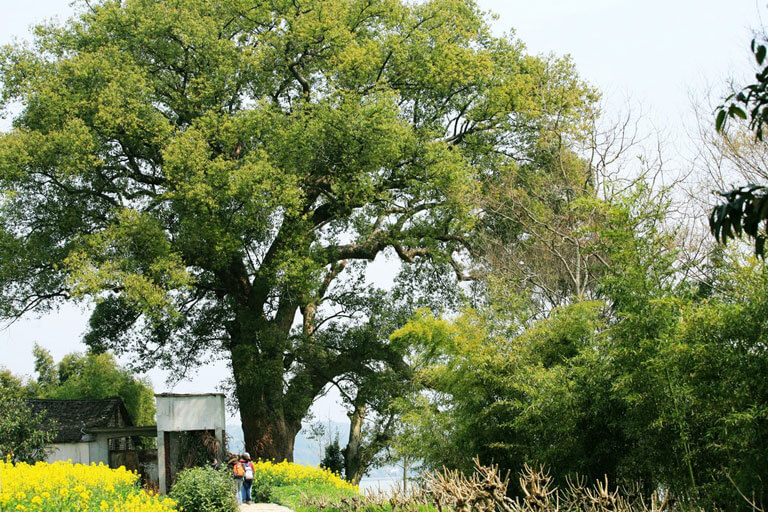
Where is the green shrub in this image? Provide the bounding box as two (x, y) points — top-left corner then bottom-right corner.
(170, 466), (238, 512)
(251, 479), (273, 502)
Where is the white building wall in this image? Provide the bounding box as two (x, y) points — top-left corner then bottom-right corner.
(88, 438), (110, 465)
(45, 442), (90, 464)
(155, 393), (226, 494)
(155, 394), (226, 432)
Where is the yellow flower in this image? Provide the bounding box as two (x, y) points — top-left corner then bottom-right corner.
(249, 460), (359, 494)
(0, 460), (178, 512)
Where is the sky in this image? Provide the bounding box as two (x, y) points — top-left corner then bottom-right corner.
(0, 0), (765, 424)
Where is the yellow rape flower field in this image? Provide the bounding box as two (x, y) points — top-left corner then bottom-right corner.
(253, 460), (357, 493)
(0, 460), (178, 512)
(251, 460), (358, 509)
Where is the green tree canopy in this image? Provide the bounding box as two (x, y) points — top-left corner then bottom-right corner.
(47, 352), (155, 426)
(0, 0), (594, 460)
(27, 345), (156, 425)
(392, 181), (768, 509)
(0, 368), (28, 397)
(0, 384), (56, 463)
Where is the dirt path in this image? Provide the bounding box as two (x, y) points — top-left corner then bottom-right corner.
(239, 503), (293, 512)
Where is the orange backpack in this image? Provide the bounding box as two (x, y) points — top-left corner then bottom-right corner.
(233, 462), (245, 478)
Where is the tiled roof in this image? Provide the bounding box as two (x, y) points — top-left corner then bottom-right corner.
(26, 397), (133, 443)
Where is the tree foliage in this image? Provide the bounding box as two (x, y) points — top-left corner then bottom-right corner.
(318, 288), (425, 484)
(709, 183), (768, 257)
(320, 435), (345, 477)
(712, 38), (768, 256)
(393, 181), (768, 509)
(716, 39), (768, 139)
(0, 0), (594, 459)
(28, 345), (156, 426)
(0, 367), (28, 397)
(0, 385), (56, 463)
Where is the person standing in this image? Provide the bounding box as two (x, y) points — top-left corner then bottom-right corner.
(230, 455), (245, 504)
(241, 452), (256, 504)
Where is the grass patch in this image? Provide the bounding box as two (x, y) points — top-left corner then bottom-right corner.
(272, 481), (358, 510)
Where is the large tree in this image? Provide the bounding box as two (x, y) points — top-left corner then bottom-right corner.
(0, 0), (593, 460)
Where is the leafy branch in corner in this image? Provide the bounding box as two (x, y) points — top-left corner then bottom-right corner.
(712, 38), (768, 256)
(709, 184), (768, 257)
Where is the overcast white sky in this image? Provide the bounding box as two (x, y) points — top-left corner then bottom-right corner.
(0, 0), (765, 423)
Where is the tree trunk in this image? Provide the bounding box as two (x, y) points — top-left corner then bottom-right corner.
(343, 401), (367, 484)
(229, 315), (304, 462)
(402, 455), (408, 492)
(240, 408), (299, 461)
(232, 354), (303, 461)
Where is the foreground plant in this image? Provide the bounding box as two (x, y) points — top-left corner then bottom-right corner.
(300, 459), (694, 512)
(170, 466), (237, 512)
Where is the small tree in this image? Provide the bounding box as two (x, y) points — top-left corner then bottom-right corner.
(320, 435), (344, 477)
(0, 387), (56, 463)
